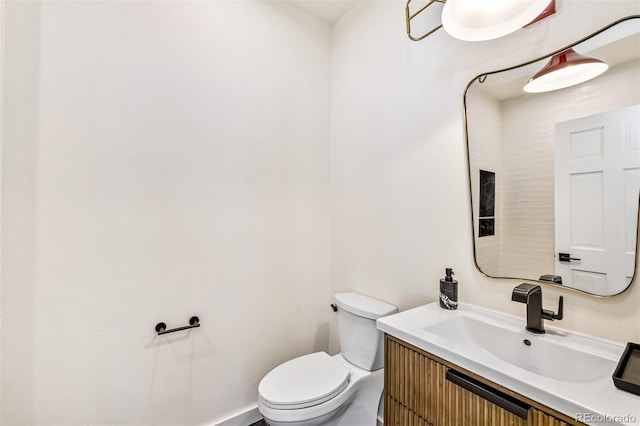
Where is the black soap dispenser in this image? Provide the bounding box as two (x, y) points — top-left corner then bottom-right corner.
(439, 268), (458, 310)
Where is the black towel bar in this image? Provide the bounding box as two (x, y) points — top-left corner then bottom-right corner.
(155, 316), (200, 335)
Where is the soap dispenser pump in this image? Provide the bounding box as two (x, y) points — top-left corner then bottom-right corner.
(439, 268), (458, 310)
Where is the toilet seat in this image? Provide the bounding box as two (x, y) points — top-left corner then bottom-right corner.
(259, 352), (350, 410)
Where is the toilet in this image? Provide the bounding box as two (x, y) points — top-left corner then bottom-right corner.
(258, 292), (398, 426)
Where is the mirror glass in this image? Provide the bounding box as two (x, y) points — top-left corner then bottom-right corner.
(466, 16), (640, 296)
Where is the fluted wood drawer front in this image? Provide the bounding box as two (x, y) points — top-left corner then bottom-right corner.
(385, 335), (445, 422)
(386, 395), (431, 426)
(384, 334), (579, 426)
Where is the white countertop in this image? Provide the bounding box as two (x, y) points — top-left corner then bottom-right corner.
(377, 302), (640, 426)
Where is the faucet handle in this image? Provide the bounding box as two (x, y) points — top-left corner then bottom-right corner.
(555, 296), (564, 320)
(542, 296), (564, 321)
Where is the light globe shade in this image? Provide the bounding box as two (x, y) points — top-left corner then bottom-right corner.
(523, 48), (609, 93)
(442, 0), (550, 41)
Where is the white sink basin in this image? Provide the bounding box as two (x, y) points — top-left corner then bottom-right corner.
(377, 303), (639, 426)
(423, 314), (616, 383)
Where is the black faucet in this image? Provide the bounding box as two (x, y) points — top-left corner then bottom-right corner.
(511, 283), (563, 334)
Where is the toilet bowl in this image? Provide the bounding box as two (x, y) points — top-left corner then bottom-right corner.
(258, 352), (383, 426)
(257, 293), (397, 426)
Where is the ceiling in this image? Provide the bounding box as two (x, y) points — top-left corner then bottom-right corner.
(288, 0), (357, 24)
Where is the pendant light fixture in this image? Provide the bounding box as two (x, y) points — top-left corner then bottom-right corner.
(523, 48), (609, 93)
(441, 0), (551, 41)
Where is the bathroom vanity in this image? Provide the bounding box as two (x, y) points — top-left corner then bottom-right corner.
(377, 303), (639, 426)
(384, 334), (578, 425)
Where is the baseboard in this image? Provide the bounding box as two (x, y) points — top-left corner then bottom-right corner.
(214, 406), (262, 426)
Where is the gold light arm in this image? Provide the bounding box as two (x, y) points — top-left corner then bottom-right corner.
(405, 0), (446, 41)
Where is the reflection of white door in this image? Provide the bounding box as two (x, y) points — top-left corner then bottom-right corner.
(555, 104), (640, 295)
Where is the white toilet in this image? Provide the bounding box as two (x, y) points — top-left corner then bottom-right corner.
(258, 292), (398, 426)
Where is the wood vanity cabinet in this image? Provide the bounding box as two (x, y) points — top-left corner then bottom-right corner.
(384, 334), (586, 426)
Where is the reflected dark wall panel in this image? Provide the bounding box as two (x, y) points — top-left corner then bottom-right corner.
(479, 170), (496, 237)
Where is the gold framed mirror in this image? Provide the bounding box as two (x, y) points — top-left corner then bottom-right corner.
(465, 15), (640, 297)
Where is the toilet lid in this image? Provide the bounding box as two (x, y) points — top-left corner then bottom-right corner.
(258, 352), (350, 409)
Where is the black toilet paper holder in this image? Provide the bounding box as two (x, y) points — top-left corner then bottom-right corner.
(155, 316), (200, 335)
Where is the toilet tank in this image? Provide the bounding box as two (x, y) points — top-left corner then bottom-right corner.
(334, 292), (398, 371)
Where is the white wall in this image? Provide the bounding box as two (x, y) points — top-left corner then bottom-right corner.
(1, 1), (331, 424)
(0, 0), (4, 421)
(329, 0), (640, 356)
